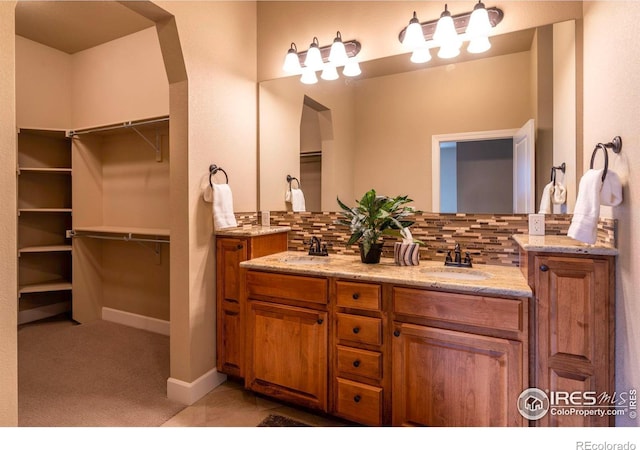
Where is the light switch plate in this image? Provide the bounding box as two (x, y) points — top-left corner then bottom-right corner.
(529, 214), (545, 236)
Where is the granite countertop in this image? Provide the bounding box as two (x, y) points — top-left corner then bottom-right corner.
(240, 251), (532, 298)
(512, 234), (618, 256)
(214, 225), (291, 237)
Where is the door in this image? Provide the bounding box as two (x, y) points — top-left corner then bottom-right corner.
(513, 119), (535, 213)
(392, 323), (524, 427)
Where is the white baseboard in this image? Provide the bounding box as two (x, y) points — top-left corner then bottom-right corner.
(167, 368), (227, 405)
(101, 307), (170, 336)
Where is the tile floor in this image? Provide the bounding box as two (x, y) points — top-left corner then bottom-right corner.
(161, 379), (353, 427)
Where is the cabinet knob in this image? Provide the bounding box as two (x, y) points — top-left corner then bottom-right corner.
(317, 318), (324, 325)
(393, 329), (401, 337)
(352, 327), (360, 334)
(540, 264), (549, 272)
(352, 292), (360, 300)
(353, 395), (361, 403)
(352, 360), (361, 368)
(236, 244), (244, 250)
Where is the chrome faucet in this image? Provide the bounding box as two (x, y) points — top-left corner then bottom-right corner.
(308, 236), (329, 256)
(445, 243), (472, 268)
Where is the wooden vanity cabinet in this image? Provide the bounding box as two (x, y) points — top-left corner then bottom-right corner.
(215, 232), (287, 377)
(332, 280), (389, 426)
(391, 288), (528, 427)
(244, 270), (329, 411)
(522, 251), (615, 427)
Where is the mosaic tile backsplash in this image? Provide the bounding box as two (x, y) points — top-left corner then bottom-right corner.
(234, 212), (617, 267)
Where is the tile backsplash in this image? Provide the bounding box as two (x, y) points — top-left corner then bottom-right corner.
(235, 212), (617, 267)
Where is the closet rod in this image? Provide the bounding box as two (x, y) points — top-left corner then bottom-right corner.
(66, 117), (169, 137)
(70, 232), (169, 244)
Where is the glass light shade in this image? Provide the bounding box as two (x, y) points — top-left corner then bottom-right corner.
(403, 12), (425, 51)
(437, 43), (461, 59)
(466, 2), (492, 39)
(342, 58), (361, 77)
(282, 50), (302, 74)
(321, 64), (339, 81)
(433, 10), (460, 49)
(300, 68), (318, 85)
(304, 41), (324, 72)
(329, 35), (349, 66)
(467, 36), (491, 54)
(410, 47), (432, 64)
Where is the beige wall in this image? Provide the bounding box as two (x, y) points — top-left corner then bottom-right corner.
(257, 1), (583, 82)
(583, 1), (639, 426)
(0, 0), (18, 427)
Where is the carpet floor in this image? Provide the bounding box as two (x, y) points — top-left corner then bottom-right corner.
(18, 316), (185, 427)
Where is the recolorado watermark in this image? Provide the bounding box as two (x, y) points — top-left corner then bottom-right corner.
(517, 387), (637, 420)
(576, 442), (636, 450)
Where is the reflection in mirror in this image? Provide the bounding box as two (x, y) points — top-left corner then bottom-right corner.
(259, 22), (577, 214)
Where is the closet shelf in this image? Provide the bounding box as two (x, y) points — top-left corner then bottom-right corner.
(71, 225), (170, 244)
(18, 208), (72, 214)
(18, 167), (72, 174)
(19, 245), (72, 255)
(19, 280), (73, 296)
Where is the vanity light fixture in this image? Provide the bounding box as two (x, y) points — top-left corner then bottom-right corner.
(282, 32), (362, 84)
(398, 2), (503, 64)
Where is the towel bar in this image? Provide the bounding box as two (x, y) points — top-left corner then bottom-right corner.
(550, 162), (566, 186)
(590, 136), (622, 182)
(209, 164), (229, 186)
(286, 174), (300, 190)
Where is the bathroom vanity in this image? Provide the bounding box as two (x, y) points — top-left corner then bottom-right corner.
(237, 252), (532, 426)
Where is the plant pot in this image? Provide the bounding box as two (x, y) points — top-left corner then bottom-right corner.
(359, 242), (383, 264)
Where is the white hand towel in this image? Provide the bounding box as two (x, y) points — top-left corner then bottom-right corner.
(212, 183), (238, 230)
(552, 182), (567, 205)
(538, 182), (554, 214)
(600, 169), (623, 206)
(290, 188), (306, 212)
(567, 169), (603, 244)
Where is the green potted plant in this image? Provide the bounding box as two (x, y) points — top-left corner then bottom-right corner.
(337, 189), (418, 264)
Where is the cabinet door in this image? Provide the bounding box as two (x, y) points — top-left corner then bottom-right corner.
(216, 238), (248, 376)
(247, 301), (328, 411)
(392, 323), (525, 427)
(535, 256), (613, 427)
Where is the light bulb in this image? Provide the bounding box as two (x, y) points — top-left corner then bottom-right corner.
(466, 1), (492, 39)
(467, 36), (491, 54)
(329, 31), (349, 66)
(402, 11), (425, 51)
(321, 64), (339, 81)
(433, 4), (460, 49)
(410, 47), (432, 64)
(300, 67), (318, 85)
(282, 43), (301, 74)
(437, 43), (461, 59)
(304, 37), (324, 72)
(342, 58), (361, 77)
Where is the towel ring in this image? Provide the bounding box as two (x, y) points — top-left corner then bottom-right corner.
(286, 174), (300, 190)
(209, 164), (229, 186)
(550, 162), (566, 186)
(589, 136), (621, 183)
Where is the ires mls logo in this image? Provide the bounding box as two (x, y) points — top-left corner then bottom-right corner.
(517, 388), (550, 420)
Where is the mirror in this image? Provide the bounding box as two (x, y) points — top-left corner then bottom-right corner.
(259, 22), (577, 213)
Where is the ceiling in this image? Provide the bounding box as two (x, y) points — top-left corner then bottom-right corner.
(15, 1), (155, 54)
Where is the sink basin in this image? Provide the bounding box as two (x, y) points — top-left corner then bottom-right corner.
(421, 267), (492, 281)
(278, 255), (331, 265)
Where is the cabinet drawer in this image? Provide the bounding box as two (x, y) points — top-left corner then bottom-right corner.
(246, 271), (328, 305)
(337, 313), (382, 346)
(336, 345), (382, 381)
(393, 287), (524, 335)
(335, 378), (382, 426)
(336, 281), (381, 310)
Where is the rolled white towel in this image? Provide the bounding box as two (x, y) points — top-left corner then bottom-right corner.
(552, 181), (567, 205)
(600, 169), (623, 206)
(538, 182), (554, 214)
(212, 183), (238, 230)
(567, 169), (603, 244)
(290, 188), (306, 212)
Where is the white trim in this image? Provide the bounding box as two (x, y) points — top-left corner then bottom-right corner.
(101, 307), (170, 336)
(432, 128), (519, 212)
(167, 368), (227, 405)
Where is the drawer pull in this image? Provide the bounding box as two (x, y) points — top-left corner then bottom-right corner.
(352, 292), (360, 300)
(352, 327), (360, 334)
(236, 244), (244, 250)
(540, 264), (549, 272)
(317, 318), (324, 325)
(352, 360), (361, 368)
(353, 395), (361, 403)
(393, 329), (401, 337)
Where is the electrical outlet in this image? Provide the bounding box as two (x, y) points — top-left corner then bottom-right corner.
(529, 214), (545, 236)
